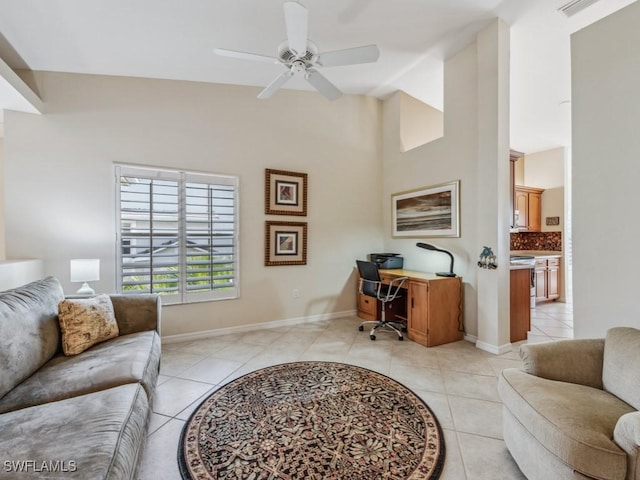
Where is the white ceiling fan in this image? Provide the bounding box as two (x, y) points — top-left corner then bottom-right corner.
(214, 1), (380, 101)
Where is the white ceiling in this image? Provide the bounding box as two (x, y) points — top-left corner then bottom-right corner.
(0, 0), (634, 152)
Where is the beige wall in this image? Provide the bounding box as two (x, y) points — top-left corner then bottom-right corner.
(524, 147), (564, 189)
(399, 92), (444, 153)
(3, 72), (383, 336)
(572, 0), (640, 337)
(524, 147), (566, 233)
(382, 20), (512, 352)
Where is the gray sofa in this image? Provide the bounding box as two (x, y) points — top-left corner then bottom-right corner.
(0, 276), (161, 479)
(499, 328), (640, 480)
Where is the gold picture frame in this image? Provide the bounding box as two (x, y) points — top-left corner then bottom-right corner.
(265, 221), (308, 266)
(265, 169), (308, 216)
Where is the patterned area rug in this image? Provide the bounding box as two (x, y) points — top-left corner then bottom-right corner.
(178, 361), (445, 479)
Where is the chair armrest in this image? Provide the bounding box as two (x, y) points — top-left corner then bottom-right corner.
(358, 278), (380, 295)
(109, 294), (161, 337)
(519, 338), (605, 389)
(388, 276), (408, 288)
(614, 411), (640, 479)
(382, 276), (407, 302)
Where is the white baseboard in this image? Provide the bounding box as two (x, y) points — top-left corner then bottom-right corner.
(464, 333), (478, 344)
(475, 339), (513, 355)
(162, 309), (357, 344)
(464, 334), (513, 355)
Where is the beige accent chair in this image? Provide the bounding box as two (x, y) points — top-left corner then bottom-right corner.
(498, 327), (640, 480)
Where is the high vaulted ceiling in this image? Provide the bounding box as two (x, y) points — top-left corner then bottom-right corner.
(0, 0), (634, 151)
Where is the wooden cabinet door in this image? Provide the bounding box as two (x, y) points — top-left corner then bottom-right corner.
(515, 189), (529, 229)
(514, 186), (544, 232)
(528, 192), (542, 232)
(510, 269), (531, 342)
(547, 259), (560, 300)
(427, 278), (463, 346)
(408, 281), (429, 345)
(535, 262), (547, 301)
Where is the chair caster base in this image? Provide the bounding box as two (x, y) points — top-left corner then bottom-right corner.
(358, 325), (364, 331)
(370, 334), (376, 340)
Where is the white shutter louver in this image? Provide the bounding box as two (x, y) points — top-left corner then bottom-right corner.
(116, 166), (239, 304)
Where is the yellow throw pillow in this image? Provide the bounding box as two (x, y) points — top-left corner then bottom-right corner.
(58, 294), (119, 356)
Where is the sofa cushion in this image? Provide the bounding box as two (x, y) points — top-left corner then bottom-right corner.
(499, 368), (634, 480)
(603, 327), (640, 411)
(0, 276), (64, 399)
(58, 294), (119, 355)
(0, 330), (160, 414)
(0, 383), (149, 479)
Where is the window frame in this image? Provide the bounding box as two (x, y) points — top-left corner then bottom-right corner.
(115, 164), (240, 305)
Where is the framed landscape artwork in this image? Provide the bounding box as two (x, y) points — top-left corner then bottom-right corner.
(265, 221), (308, 266)
(391, 180), (460, 237)
(265, 169), (308, 216)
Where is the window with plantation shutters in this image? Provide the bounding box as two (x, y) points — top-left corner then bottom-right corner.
(115, 165), (239, 304)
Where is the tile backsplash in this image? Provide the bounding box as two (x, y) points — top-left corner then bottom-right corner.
(511, 232), (562, 251)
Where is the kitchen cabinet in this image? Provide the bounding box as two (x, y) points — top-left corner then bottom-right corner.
(510, 267), (531, 342)
(510, 150), (524, 230)
(535, 257), (560, 302)
(515, 186), (544, 232)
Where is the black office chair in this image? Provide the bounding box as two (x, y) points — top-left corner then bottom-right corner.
(356, 260), (408, 341)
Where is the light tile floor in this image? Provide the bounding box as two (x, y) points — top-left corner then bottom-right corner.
(529, 300), (574, 342)
(139, 301), (573, 480)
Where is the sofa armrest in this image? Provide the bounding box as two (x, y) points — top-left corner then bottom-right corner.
(519, 338), (605, 389)
(614, 412), (640, 479)
(109, 294), (161, 337)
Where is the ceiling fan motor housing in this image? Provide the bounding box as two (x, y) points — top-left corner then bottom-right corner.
(278, 40), (318, 67)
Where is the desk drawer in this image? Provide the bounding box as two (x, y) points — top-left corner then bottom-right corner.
(548, 258), (560, 267)
(358, 294), (377, 317)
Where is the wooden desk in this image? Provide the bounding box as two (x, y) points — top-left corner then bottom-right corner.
(356, 269), (463, 347)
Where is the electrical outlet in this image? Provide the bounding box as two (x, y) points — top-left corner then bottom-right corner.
(293, 289), (300, 298)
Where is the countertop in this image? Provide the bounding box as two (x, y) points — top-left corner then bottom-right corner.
(510, 251), (562, 270)
(510, 250), (562, 258)
(509, 263), (536, 271)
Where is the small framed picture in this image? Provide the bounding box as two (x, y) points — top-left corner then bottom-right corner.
(265, 169), (308, 216)
(392, 180), (460, 237)
(265, 221), (307, 266)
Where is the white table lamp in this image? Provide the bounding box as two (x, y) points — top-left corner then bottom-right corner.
(70, 259), (100, 295)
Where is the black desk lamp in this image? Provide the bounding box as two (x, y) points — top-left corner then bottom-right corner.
(416, 242), (456, 277)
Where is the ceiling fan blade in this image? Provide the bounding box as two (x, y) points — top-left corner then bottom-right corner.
(258, 71), (294, 99)
(284, 1), (308, 57)
(214, 48), (278, 64)
(305, 70), (342, 101)
(317, 45), (380, 68)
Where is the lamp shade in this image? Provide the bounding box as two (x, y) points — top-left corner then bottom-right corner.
(70, 259), (100, 282)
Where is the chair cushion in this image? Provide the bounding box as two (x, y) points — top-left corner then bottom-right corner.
(0, 276), (64, 399)
(499, 368), (634, 480)
(0, 383), (149, 479)
(603, 327), (640, 411)
(58, 294), (119, 355)
(0, 330), (160, 414)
